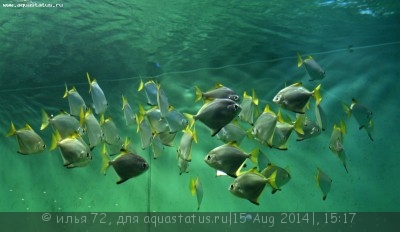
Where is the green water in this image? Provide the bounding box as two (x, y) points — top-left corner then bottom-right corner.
(0, 0), (399, 214)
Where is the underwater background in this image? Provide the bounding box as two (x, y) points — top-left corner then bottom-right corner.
(0, 0), (399, 214)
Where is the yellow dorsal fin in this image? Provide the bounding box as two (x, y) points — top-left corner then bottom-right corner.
(63, 82), (68, 98)
(214, 83), (224, 89)
(340, 119), (346, 134)
(40, 109), (50, 130)
(252, 89), (259, 105)
(268, 170), (279, 190)
(86, 72), (92, 93)
(297, 52), (303, 67)
(99, 114), (105, 126)
(135, 113), (141, 133)
(243, 91), (250, 99)
(24, 123), (33, 130)
(122, 137), (131, 150)
(122, 95), (127, 110)
(263, 104), (272, 113)
(138, 79), (144, 91)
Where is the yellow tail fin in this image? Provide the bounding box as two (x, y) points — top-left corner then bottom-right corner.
(194, 86), (203, 103)
(313, 84), (322, 105)
(6, 122), (16, 137)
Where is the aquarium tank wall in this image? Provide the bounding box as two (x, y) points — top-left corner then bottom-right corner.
(0, 1), (399, 231)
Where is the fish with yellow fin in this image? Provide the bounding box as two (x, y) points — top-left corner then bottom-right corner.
(101, 140), (149, 184)
(122, 94), (136, 126)
(80, 107), (103, 149)
(87, 72), (108, 115)
(238, 89), (259, 125)
(63, 83), (86, 117)
(272, 83), (322, 114)
(190, 177), (203, 210)
(138, 79), (158, 106)
(297, 52), (326, 81)
(329, 120), (348, 173)
(343, 98), (374, 141)
(229, 167), (269, 205)
(216, 122), (246, 145)
(7, 122), (46, 155)
(250, 104), (278, 147)
(41, 109), (84, 139)
(135, 113), (153, 149)
(269, 111), (303, 150)
(315, 168), (332, 200)
(195, 83), (239, 103)
(193, 98), (241, 136)
(260, 163), (291, 194)
(204, 143), (259, 178)
(177, 126), (197, 162)
(50, 130), (92, 168)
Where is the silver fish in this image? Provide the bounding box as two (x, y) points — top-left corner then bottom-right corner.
(195, 83), (240, 103)
(101, 144), (149, 184)
(122, 95), (136, 126)
(51, 132), (92, 168)
(80, 108), (103, 148)
(138, 79), (158, 106)
(87, 73), (108, 115)
(295, 113), (322, 141)
(157, 84), (169, 118)
(315, 168), (332, 200)
(190, 177), (203, 210)
(260, 164), (291, 194)
(151, 133), (164, 159)
(63, 83), (86, 117)
(194, 98), (241, 136)
(229, 168), (269, 205)
(272, 83), (322, 114)
(204, 143), (259, 178)
(251, 105), (277, 147)
(216, 122), (246, 145)
(166, 108), (190, 133)
(238, 89), (259, 125)
(139, 105), (169, 134)
(329, 120), (348, 173)
(178, 155), (190, 175)
(344, 99), (374, 141)
(41, 109), (84, 139)
(100, 115), (122, 146)
(135, 113), (153, 149)
(6, 122), (46, 155)
(177, 127), (197, 161)
(297, 52), (325, 81)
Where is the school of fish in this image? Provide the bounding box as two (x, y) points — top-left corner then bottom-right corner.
(5, 53), (374, 209)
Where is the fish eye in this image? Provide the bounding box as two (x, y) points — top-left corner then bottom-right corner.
(230, 95), (240, 101)
(206, 155), (211, 161)
(142, 163), (148, 169)
(229, 184), (234, 190)
(233, 104), (240, 111)
(273, 96), (280, 102)
(43, 144), (46, 149)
